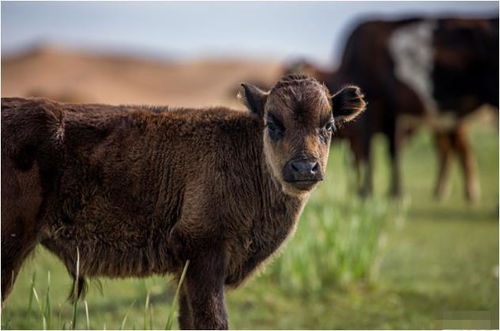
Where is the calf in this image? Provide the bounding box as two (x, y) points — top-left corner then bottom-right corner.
(1, 74), (365, 329)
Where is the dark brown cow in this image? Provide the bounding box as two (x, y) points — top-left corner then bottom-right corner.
(291, 17), (498, 202)
(1, 74), (365, 329)
(333, 17), (498, 201)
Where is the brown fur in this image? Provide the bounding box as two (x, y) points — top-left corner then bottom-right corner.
(1, 75), (365, 329)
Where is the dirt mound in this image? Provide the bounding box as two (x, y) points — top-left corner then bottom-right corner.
(2, 45), (283, 108)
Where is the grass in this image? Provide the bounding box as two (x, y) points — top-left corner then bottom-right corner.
(1, 119), (498, 329)
(265, 197), (408, 294)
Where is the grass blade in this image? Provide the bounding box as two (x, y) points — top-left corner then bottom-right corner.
(44, 271), (52, 329)
(143, 291), (150, 330)
(32, 287), (46, 329)
(71, 247), (81, 330)
(120, 300), (136, 330)
(149, 305), (154, 330)
(84, 300), (90, 329)
(28, 272), (37, 315)
(164, 260), (190, 330)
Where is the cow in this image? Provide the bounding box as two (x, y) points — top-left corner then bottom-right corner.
(288, 17), (498, 202)
(1, 74), (366, 329)
(331, 17), (499, 201)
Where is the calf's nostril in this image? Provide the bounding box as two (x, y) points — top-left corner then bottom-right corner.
(312, 162), (319, 173)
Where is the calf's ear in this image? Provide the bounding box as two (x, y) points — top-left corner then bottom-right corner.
(331, 85), (366, 123)
(238, 83), (269, 117)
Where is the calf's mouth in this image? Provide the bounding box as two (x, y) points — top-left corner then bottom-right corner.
(287, 179), (322, 191)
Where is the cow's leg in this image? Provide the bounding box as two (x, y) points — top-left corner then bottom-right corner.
(182, 248), (227, 330)
(358, 135), (373, 198)
(353, 153), (363, 194)
(433, 130), (454, 200)
(452, 124), (480, 203)
(388, 119), (404, 198)
(178, 284), (194, 329)
(348, 138), (364, 194)
(389, 148), (402, 198)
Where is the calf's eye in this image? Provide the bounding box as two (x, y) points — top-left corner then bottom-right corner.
(267, 121), (278, 132)
(319, 120), (335, 144)
(325, 120), (335, 133)
(266, 116), (285, 140)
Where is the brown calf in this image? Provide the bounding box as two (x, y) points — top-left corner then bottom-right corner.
(1, 74), (365, 329)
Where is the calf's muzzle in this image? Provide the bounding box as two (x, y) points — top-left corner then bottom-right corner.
(283, 157), (323, 190)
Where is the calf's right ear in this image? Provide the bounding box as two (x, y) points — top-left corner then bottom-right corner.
(238, 83), (269, 117)
(331, 85), (367, 123)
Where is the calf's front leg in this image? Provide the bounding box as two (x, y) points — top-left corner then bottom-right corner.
(181, 248), (228, 330)
(178, 284), (193, 329)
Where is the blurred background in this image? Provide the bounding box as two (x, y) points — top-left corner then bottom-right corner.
(1, 1), (498, 329)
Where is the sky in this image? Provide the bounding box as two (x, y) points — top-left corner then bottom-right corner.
(1, 1), (498, 66)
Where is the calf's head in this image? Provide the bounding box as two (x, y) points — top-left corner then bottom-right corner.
(240, 74), (366, 196)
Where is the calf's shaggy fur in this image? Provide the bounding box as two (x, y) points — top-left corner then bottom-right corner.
(2, 75), (365, 329)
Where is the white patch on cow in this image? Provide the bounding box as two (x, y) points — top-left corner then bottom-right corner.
(389, 20), (438, 116)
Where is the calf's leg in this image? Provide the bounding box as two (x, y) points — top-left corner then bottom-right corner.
(182, 249), (228, 329)
(178, 284), (194, 329)
(1, 217), (39, 302)
(1, 160), (43, 302)
(169, 209), (228, 329)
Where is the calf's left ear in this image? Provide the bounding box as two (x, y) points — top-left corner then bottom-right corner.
(238, 83), (269, 117)
(331, 85), (366, 123)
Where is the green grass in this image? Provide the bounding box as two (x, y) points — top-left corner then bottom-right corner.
(2, 120), (498, 329)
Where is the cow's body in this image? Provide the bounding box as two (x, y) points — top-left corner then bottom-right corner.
(1, 75), (366, 329)
(326, 17), (498, 199)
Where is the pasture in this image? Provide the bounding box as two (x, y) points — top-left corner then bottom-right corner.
(1, 118), (498, 329)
